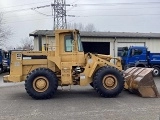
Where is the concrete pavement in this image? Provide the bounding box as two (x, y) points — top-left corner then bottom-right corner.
(0, 73), (160, 120)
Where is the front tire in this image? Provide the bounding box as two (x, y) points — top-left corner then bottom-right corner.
(25, 68), (58, 99)
(93, 66), (124, 98)
(152, 66), (160, 77)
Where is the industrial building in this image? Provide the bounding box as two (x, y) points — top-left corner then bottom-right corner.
(29, 30), (160, 57)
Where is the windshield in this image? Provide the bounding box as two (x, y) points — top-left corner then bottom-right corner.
(121, 50), (128, 57)
(77, 34), (83, 52)
(4, 52), (9, 59)
(118, 47), (128, 57)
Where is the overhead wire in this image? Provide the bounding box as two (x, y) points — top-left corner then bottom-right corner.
(31, 9), (52, 16)
(73, 13), (160, 17)
(4, 17), (53, 24)
(0, 0), (52, 9)
(72, 2), (160, 6)
(1, 1), (160, 10)
(5, 12), (160, 24)
(2, 1), (160, 24)
(2, 1), (160, 14)
(2, 4), (51, 14)
(68, 6), (160, 12)
(4, 10), (52, 19)
(3, 5), (160, 19)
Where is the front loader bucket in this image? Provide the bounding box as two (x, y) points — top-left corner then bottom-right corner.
(124, 67), (159, 98)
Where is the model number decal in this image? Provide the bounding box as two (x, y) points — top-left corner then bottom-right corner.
(16, 53), (22, 60)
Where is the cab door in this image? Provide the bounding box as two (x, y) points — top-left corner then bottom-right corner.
(127, 48), (143, 67)
(60, 33), (85, 65)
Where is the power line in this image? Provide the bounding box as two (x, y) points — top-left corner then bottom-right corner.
(32, 9), (52, 16)
(3, 5), (160, 20)
(74, 13), (160, 17)
(73, 2), (160, 6)
(4, 9), (160, 23)
(3, 5), (160, 18)
(68, 6), (160, 12)
(4, 17), (53, 24)
(66, 0), (80, 11)
(2, 1), (160, 25)
(2, 5), (51, 14)
(1, 1), (160, 10)
(4, 13), (160, 24)
(4, 11), (52, 19)
(0, 0), (52, 9)
(2, 3), (160, 14)
(3, 8), (32, 14)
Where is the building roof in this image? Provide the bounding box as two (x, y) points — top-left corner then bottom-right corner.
(29, 30), (160, 38)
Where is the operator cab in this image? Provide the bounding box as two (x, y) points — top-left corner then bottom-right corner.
(64, 32), (83, 52)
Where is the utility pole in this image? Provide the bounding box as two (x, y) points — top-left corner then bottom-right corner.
(51, 0), (68, 30)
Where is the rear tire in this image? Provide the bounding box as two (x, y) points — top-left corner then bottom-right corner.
(25, 68), (58, 99)
(152, 66), (160, 77)
(93, 66), (124, 98)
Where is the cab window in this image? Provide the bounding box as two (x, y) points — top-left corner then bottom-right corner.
(134, 49), (142, 55)
(130, 48), (143, 56)
(77, 34), (83, 52)
(64, 35), (73, 52)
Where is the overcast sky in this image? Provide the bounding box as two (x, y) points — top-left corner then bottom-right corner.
(0, 0), (160, 49)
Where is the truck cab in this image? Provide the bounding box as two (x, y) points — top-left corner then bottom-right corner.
(120, 46), (148, 70)
(0, 49), (10, 73)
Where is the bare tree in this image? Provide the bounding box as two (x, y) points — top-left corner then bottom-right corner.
(85, 23), (96, 32)
(17, 37), (33, 50)
(0, 13), (12, 47)
(67, 23), (84, 30)
(67, 22), (96, 32)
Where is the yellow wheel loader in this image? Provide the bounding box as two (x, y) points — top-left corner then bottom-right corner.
(3, 29), (159, 99)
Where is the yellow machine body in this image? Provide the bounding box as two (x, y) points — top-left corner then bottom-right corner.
(3, 29), (122, 86)
(3, 29), (158, 99)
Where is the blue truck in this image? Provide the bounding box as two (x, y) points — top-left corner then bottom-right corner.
(119, 46), (160, 76)
(0, 49), (9, 73)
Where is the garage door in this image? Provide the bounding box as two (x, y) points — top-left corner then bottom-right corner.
(82, 42), (110, 55)
(117, 42), (145, 56)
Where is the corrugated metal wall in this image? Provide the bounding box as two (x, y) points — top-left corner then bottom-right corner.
(33, 37), (38, 51)
(33, 36), (160, 56)
(116, 38), (160, 53)
(146, 39), (160, 52)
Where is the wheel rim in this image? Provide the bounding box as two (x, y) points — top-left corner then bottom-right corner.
(33, 76), (49, 92)
(153, 69), (159, 76)
(102, 74), (118, 90)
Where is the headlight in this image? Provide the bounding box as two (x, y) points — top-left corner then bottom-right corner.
(2, 60), (8, 65)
